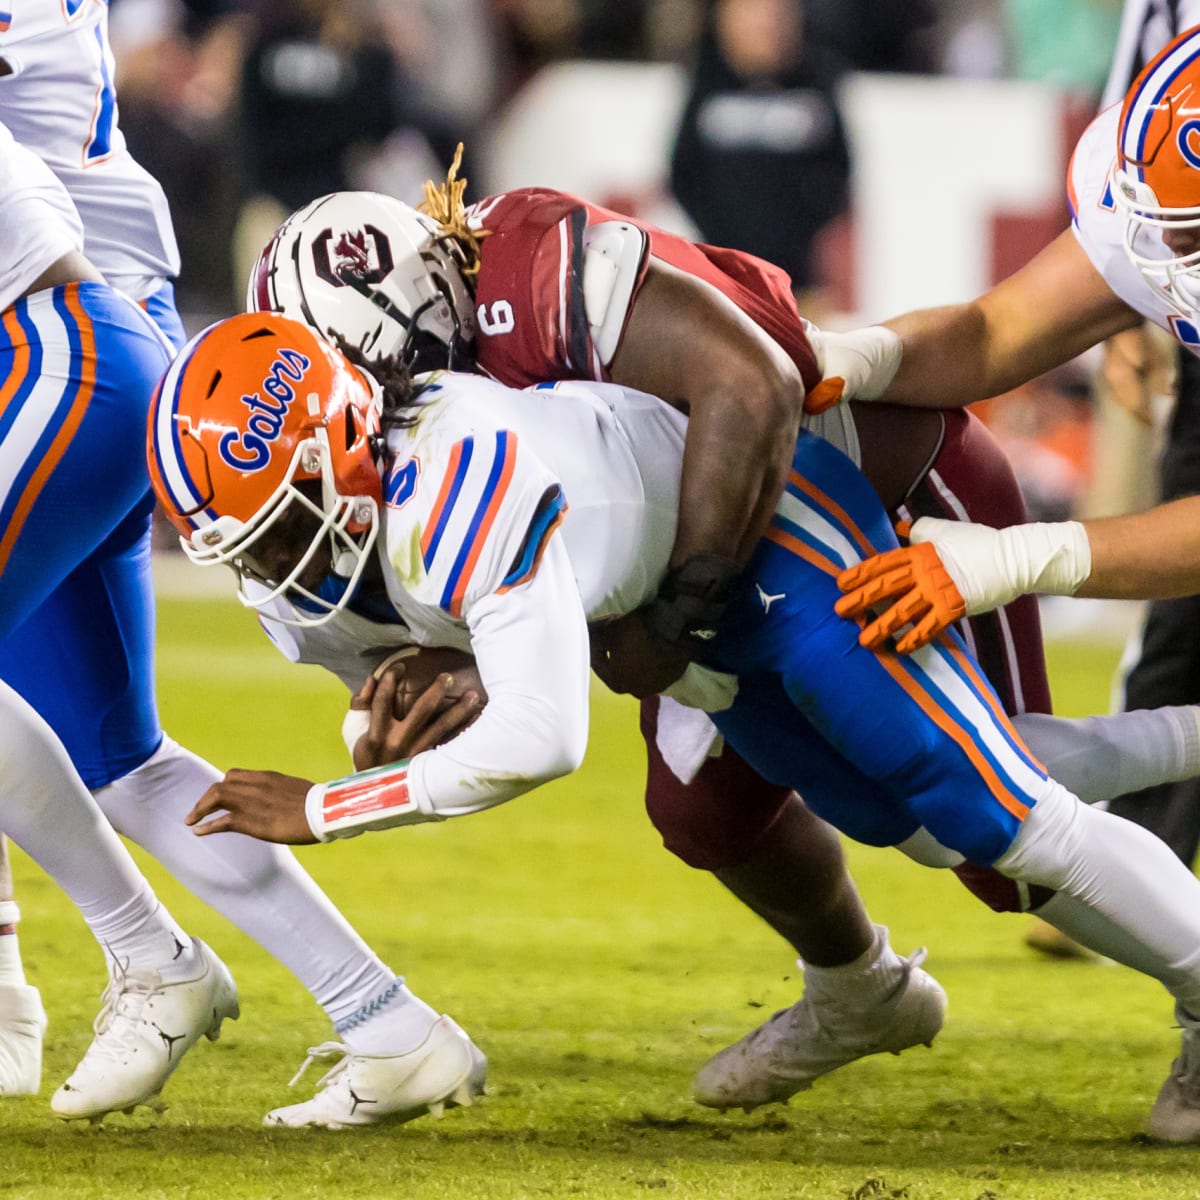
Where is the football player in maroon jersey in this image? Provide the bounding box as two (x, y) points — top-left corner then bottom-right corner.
(244, 156), (1060, 1112)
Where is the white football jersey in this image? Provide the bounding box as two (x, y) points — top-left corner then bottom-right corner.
(301, 370), (691, 824)
(377, 372), (687, 647)
(0, 0), (179, 299)
(1069, 103), (1200, 354)
(0, 122), (85, 311)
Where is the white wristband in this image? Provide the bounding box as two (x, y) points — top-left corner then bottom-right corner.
(305, 761), (442, 842)
(0, 900), (19, 926)
(909, 517), (1092, 614)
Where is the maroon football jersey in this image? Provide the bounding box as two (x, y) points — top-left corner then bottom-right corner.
(465, 188), (820, 391)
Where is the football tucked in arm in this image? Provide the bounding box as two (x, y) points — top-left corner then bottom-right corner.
(373, 645), (488, 718)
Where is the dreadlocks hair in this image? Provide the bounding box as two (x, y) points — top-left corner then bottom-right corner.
(334, 335), (424, 433)
(418, 142), (490, 280)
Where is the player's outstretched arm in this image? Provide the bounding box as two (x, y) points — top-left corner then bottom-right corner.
(837, 494), (1200, 654)
(806, 230), (1141, 414)
(185, 676), (470, 844)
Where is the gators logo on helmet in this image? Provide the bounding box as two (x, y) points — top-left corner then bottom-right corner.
(148, 312), (384, 626)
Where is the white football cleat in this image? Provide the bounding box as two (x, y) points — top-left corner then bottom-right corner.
(1148, 1008), (1200, 1143)
(264, 1015), (486, 1130)
(51, 940), (239, 1121)
(0, 983), (47, 1097)
(693, 948), (946, 1112)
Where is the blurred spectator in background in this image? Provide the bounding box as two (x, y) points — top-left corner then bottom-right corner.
(668, 0), (850, 316)
(109, 0), (249, 322)
(378, 1), (503, 163)
(805, 0), (938, 74)
(232, 0), (445, 295)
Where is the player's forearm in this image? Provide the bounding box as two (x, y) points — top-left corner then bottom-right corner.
(880, 301), (1071, 408)
(1078, 497), (1200, 599)
(308, 550), (592, 841)
(881, 231), (1141, 408)
(670, 371), (801, 566)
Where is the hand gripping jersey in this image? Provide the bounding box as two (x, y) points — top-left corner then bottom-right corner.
(0, 0), (179, 299)
(1069, 103), (1200, 353)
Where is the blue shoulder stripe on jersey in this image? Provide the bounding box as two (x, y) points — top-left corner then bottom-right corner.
(0, 300), (44, 448)
(500, 484), (566, 588)
(85, 24), (116, 162)
(438, 430), (514, 612)
(422, 436), (474, 569)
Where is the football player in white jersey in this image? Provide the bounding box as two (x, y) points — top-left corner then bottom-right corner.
(0, 121), (243, 1117)
(152, 311), (1200, 1141)
(0, 0), (486, 1129)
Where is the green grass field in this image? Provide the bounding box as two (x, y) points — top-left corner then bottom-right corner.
(5, 592), (1200, 1199)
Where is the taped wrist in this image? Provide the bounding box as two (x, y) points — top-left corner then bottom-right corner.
(341, 708), (371, 760)
(305, 760), (443, 842)
(997, 521), (1091, 599)
(646, 554), (740, 652)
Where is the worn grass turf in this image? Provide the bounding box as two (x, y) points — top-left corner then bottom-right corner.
(5, 594), (1198, 1199)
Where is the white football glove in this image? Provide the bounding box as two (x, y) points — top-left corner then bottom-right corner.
(803, 321), (903, 412)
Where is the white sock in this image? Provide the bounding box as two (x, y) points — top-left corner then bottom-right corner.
(336, 979), (440, 1055)
(95, 736), (404, 1024)
(802, 924), (906, 1009)
(996, 779), (1200, 1014)
(0, 684), (191, 977)
(1013, 706), (1200, 805)
(0, 899), (25, 988)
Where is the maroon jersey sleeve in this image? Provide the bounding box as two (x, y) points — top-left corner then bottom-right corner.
(467, 188), (819, 393)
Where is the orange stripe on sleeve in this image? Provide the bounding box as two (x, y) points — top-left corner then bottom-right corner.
(0, 285), (97, 575)
(497, 506), (568, 595)
(448, 440), (518, 618)
(874, 648), (1031, 821)
(421, 441), (464, 559)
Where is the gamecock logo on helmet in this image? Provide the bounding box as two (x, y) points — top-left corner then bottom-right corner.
(312, 224), (395, 288)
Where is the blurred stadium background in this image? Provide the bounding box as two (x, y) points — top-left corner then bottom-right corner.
(10, 3), (1189, 1195)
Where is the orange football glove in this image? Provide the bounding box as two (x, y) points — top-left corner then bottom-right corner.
(835, 541), (966, 654)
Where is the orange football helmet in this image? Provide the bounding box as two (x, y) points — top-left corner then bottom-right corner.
(148, 312), (383, 625)
(1114, 29), (1200, 313)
